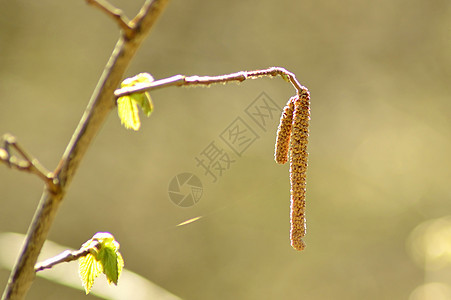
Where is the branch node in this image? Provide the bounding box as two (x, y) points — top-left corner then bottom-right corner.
(0, 133), (61, 194)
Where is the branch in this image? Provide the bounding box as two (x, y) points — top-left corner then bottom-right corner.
(34, 250), (83, 272)
(114, 67), (307, 97)
(86, 0), (133, 39)
(2, 1), (170, 299)
(0, 134), (59, 193)
(34, 242), (99, 272)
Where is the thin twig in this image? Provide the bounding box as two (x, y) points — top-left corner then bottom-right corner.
(34, 250), (85, 272)
(85, 0), (134, 39)
(34, 241), (100, 272)
(0, 134), (59, 193)
(114, 67), (307, 97)
(2, 1), (170, 299)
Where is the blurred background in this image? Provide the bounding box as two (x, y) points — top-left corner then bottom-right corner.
(1, 0), (450, 299)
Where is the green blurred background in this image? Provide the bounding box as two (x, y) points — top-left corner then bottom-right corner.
(1, 0), (450, 299)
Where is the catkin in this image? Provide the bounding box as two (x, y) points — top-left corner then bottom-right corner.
(289, 90), (310, 251)
(274, 97), (295, 164)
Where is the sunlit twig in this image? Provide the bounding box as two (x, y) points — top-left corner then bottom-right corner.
(34, 241), (100, 272)
(114, 67), (307, 97)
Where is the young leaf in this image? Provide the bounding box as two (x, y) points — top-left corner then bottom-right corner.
(117, 95), (141, 130)
(139, 92), (153, 117)
(117, 73), (154, 130)
(97, 238), (124, 285)
(78, 232), (124, 294)
(79, 252), (103, 294)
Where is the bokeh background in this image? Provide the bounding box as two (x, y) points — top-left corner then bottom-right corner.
(1, 0), (450, 299)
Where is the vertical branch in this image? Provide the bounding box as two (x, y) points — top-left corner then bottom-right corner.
(289, 90), (310, 251)
(2, 1), (170, 299)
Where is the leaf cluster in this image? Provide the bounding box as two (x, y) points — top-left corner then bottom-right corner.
(78, 232), (124, 294)
(117, 73), (154, 131)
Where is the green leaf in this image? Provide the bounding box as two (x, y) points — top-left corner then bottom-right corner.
(139, 92), (154, 117)
(97, 239), (124, 285)
(121, 73), (154, 88)
(117, 73), (154, 130)
(117, 95), (141, 130)
(78, 251), (102, 294)
(78, 232), (124, 294)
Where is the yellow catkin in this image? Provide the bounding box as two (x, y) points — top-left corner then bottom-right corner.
(289, 90), (310, 251)
(274, 97), (295, 164)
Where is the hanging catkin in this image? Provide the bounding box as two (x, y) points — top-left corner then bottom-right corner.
(289, 91), (310, 251)
(274, 97), (295, 164)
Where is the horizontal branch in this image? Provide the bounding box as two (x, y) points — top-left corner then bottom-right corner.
(114, 67), (307, 98)
(34, 240), (100, 272)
